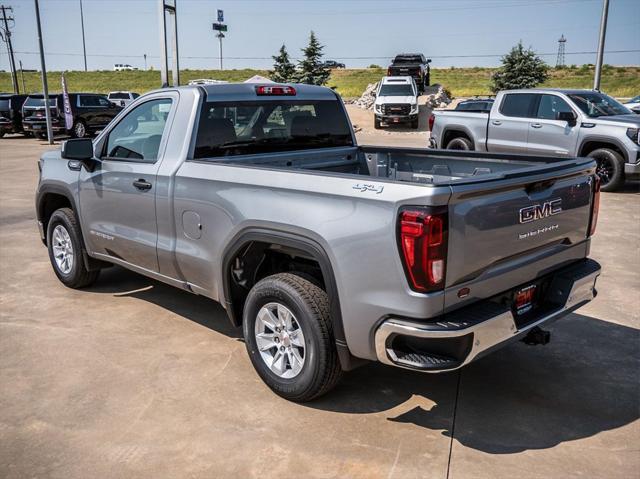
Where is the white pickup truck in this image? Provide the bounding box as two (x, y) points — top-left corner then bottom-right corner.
(429, 88), (640, 191)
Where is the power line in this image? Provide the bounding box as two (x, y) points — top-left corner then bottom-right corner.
(11, 49), (640, 60)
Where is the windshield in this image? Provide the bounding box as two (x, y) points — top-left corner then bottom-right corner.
(24, 96), (57, 108)
(194, 99), (353, 159)
(378, 84), (415, 97)
(568, 92), (631, 118)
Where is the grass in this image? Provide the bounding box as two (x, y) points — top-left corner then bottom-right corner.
(2, 66), (638, 99)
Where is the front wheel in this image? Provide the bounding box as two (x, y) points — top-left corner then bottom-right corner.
(374, 118), (382, 130)
(47, 208), (100, 288)
(411, 118), (419, 129)
(587, 148), (625, 192)
(243, 273), (342, 402)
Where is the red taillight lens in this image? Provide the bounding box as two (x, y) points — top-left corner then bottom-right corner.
(589, 174), (601, 236)
(255, 85), (296, 96)
(428, 113), (435, 131)
(387, 68), (392, 75)
(398, 207), (448, 292)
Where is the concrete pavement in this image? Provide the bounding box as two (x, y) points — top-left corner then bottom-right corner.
(1, 135), (638, 478)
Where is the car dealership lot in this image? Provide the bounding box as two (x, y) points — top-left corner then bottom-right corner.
(1, 136), (638, 478)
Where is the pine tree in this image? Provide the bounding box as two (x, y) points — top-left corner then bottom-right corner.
(294, 31), (331, 86)
(491, 42), (549, 93)
(270, 44), (296, 83)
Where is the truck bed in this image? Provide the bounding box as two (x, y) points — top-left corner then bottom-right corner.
(202, 145), (593, 186)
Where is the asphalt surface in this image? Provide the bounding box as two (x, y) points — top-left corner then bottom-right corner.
(1, 135), (638, 479)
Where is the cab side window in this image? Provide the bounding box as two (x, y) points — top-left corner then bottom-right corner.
(500, 94), (536, 118)
(537, 95), (573, 120)
(103, 98), (172, 163)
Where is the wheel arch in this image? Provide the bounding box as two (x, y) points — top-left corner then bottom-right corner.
(578, 136), (628, 162)
(442, 126), (475, 149)
(221, 227), (364, 371)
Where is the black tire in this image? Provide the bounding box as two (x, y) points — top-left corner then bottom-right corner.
(446, 136), (473, 150)
(243, 272), (342, 402)
(587, 148), (625, 192)
(0, 130), (5, 138)
(72, 120), (87, 139)
(23, 131), (33, 137)
(374, 118), (382, 130)
(411, 118), (419, 129)
(46, 208), (100, 288)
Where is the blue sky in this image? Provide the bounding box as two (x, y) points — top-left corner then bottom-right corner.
(2, 0), (639, 71)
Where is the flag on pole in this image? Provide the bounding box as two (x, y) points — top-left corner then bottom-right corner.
(61, 73), (73, 130)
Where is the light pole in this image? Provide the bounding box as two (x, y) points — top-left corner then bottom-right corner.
(19, 59), (25, 92)
(593, 0), (609, 91)
(79, 0), (87, 71)
(34, 0), (53, 144)
(144, 53), (147, 70)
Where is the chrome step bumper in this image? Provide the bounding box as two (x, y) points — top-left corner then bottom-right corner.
(375, 259), (601, 372)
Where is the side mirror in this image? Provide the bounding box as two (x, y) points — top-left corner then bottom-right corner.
(62, 138), (99, 171)
(556, 111), (577, 125)
(371, 91), (377, 97)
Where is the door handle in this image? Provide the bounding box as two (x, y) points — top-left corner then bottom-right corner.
(491, 120), (502, 126)
(531, 123), (543, 128)
(133, 179), (152, 191)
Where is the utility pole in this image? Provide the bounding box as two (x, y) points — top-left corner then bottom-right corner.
(34, 0), (53, 144)
(79, 0), (87, 71)
(593, 0), (609, 91)
(19, 59), (25, 92)
(1, 5), (19, 93)
(218, 32), (223, 70)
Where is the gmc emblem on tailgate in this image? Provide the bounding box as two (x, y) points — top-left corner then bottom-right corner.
(519, 199), (562, 224)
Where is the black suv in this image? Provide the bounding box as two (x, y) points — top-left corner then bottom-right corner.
(22, 93), (122, 138)
(321, 60), (346, 69)
(0, 93), (28, 137)
(387, 53), (432, 93)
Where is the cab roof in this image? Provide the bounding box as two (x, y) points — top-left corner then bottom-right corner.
(195, 82), (339, 102)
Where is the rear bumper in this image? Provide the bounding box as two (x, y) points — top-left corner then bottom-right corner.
(374, 259), (601, 372)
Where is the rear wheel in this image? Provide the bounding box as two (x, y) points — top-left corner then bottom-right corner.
(47, 208), (100, 288)
(243, 273), (342, 402)
(72, 120), (87, 138)
(446, 136), (473, 150)
(587, 148), (625, 192)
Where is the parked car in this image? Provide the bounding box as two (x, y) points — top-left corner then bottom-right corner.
(36, 82), (602, 401)
(624, 95), (640, 114)
(107, 91), (140, 108)
(454, 98), (494, 113)
(429, 88), (640, 191)
(0, 93), (28, 137)
(388, 53), (431, 93)
(374, 76), (419, 129)
(321, 60), (345, 69)
(22, 93), (122, 139)
(113, 64), (137, 71)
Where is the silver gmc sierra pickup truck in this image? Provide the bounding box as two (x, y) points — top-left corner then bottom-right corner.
(36, 83), (602, 401)
(429, 88), (640, 191)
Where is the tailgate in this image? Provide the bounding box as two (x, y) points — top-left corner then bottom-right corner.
(444, 164), (596, 310)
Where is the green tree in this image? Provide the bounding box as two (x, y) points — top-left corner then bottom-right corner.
(491, 41), (549, 93)
(270, 44), (296, 83)
(294, 31), (331, 85)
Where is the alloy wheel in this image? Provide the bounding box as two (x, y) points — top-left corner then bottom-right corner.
(52, 224), (74, 274)
(254, 302), (306, 379)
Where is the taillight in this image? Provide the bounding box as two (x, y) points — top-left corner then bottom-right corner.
(428, 113), (435, 131)
(398, 207), (448, 292)
(589, 175), (601, 236)
(387, 68), (392, 75)
(255, 85), (296, 96)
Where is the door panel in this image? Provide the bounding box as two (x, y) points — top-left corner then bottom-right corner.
(527, 94), (580, 156)
(79, 97), (176, 272)
(487, 93), (536, 154)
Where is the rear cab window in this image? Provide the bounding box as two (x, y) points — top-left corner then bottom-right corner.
(499, 93), (537, 118)
(193, 99), (353, 159)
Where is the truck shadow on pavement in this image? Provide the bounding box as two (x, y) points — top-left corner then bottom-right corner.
(309, 313), (640, 454)
(89, 267), (638, 454)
